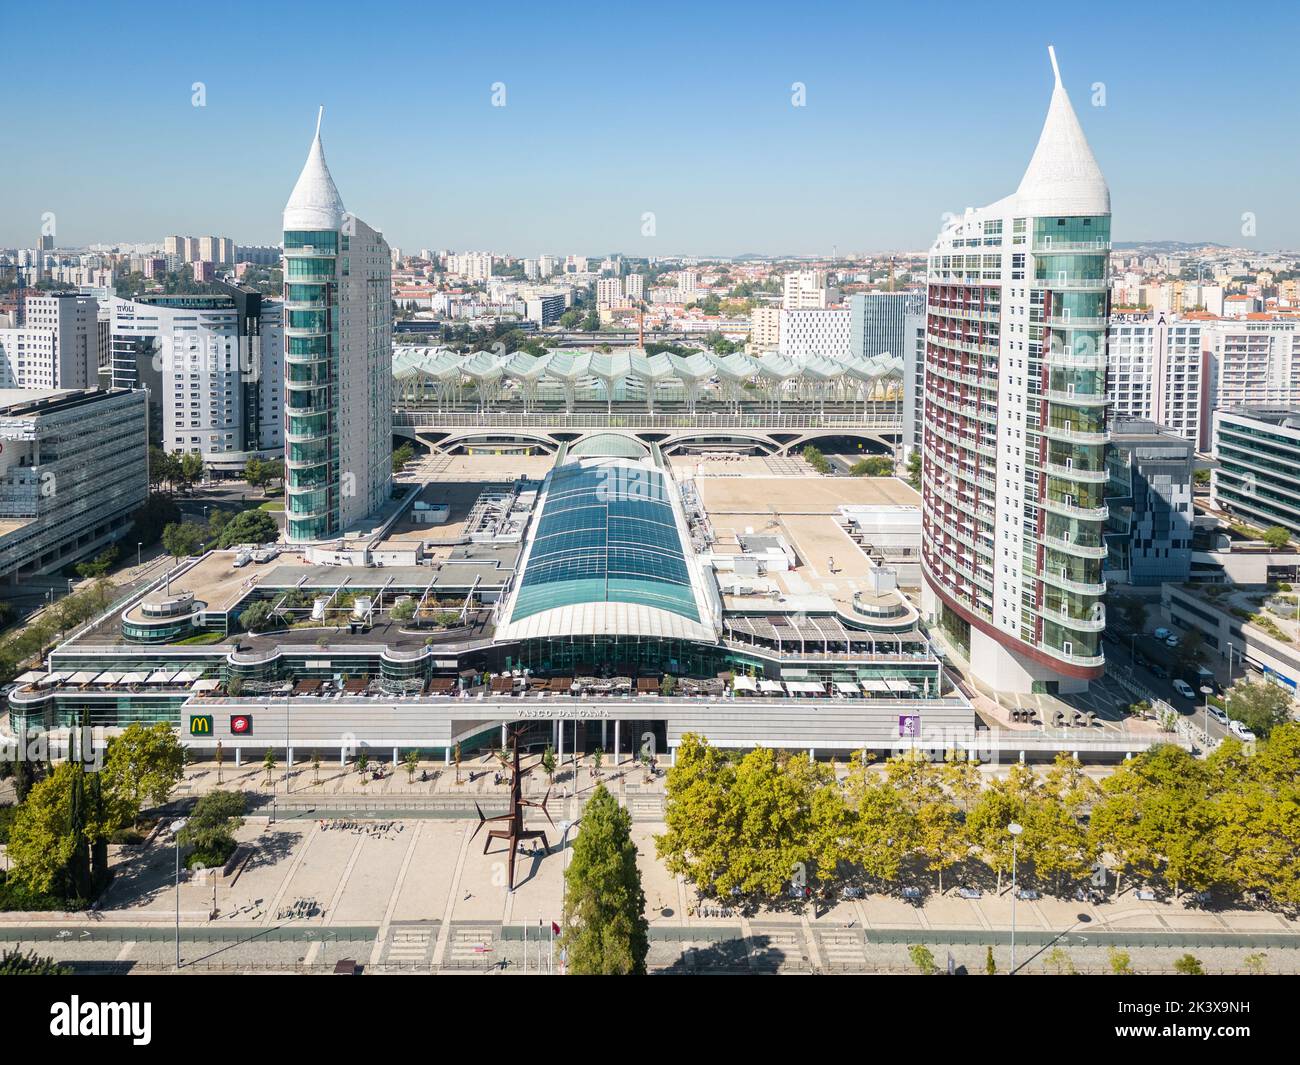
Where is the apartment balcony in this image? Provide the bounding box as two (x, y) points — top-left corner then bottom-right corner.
(1034, 602), (1106, 632)
(1035, 531), (1108, 559)
(1030, 277), (1108, 291)
(1038, 568), (1108, 597)
(1030, 240), (1110, 253)
(1043, 461), (1109, 483)
(1043, 495), (1109, 521)
(1040, 646), (1106, 668)
(1045, 389), (1108, 407)
(1044, 315), (1106, 329)
(1044, 352), (1107, 371)
(1043, 423), (1109, 446)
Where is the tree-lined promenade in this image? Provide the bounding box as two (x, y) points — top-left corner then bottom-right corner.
(655, 726), (1300, 908)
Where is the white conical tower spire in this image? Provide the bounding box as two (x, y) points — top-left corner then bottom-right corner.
(283, 106), (346, 231)
(1015, 47), (1109, 216)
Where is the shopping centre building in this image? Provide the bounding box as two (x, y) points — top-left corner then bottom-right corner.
(6, 439), (993, 763)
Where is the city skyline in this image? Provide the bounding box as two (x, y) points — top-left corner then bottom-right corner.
(4, 0), (1300, 254)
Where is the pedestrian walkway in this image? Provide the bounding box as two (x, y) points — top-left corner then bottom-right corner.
(381, 922), (437, 968)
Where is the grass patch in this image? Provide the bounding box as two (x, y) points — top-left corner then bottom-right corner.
(258, 501), (284, 512)
(173, 631), (226, 645)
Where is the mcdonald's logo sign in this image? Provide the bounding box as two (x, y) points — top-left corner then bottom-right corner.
(189, 715), (213, 736)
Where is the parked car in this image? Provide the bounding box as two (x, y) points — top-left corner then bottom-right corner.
(1151, 664), (1170, 679)
(1228, 719), (1257, 742)
(1153, 627), (1171, 640)
(1166, 635), (1180, 647)
(956, 886), (982, 900)
(1016, 887), (1040, 901)
(1208, 705), (1229, 726)
(1172, 679), (1195, 699)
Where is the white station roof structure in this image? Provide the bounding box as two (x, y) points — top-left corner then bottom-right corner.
(393, 345), (903, 412)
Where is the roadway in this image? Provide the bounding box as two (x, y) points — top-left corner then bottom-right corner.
(1101, 627), (1233, 743)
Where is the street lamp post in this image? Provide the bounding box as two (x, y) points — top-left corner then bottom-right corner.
(1008, 821), (1023, 975)
(1200, 685), (1214, 741)
(137, 542), (143, 568)
(170, 818), (188, 969)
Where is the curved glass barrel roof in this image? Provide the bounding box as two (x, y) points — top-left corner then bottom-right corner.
(567, 433), (650, 460)
(511, 461), (698, 623)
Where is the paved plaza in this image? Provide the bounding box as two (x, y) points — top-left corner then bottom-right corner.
(2, 754), (1297, 974)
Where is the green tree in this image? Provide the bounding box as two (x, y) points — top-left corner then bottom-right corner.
(848, 456), (894, 477)
(103, 722), (185, 828)
(560, 784), (649, 975)
(1262, 525), (1291, 549)
(985, 945), (997, 976)
(1173, 953), (1204, 975)
(178, 790), (245, 868)
(0, 948), (71, 975)
(1108, 947), (1133, 975)
(1044, 946), (1076, 975)
(909, 943), (937, 975)
(238, 600), (276, 633)
(178, 451), (205, 488)
(404, 749), (420, 783)
(1225, 680), (1294, 738)
(263, 749), (276, 786)
(905, 450), (922, 490)
(540, 743), (557, 784)
(390, 599), (416, 622)
(1089, 744), (1216, 897)
(800, 445), (831, 474)
(161, 521), (205, 560)
(5, 765), (82, 896)
(75, 546), (119, 579)
(392, 442), (415, 473)
(217, 508), (279, 548)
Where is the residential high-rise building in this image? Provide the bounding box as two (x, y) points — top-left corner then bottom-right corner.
(920, 48), (1111, 694)
(782, 269), (830, 310)
(624, 273), (644, 301)
(0, 293), (100, 390)
(1107, 314), (1208, 448)
(750, 306), (781, 352)
(282, 110), (392, 542)
(1206, 315), (1300, 409)
(595, 277), (625, 309)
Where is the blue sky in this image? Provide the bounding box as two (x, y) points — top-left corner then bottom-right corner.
(3, 0), (1298, 255)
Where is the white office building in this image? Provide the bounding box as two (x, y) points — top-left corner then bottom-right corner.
(777, 308), (851, 362)
(109, 286), (284, 469)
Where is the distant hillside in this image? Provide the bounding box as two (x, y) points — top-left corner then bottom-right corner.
(1112, 241), (1228, 252)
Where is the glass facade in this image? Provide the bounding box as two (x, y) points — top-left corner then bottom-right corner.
(283, 225), (339, 542)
